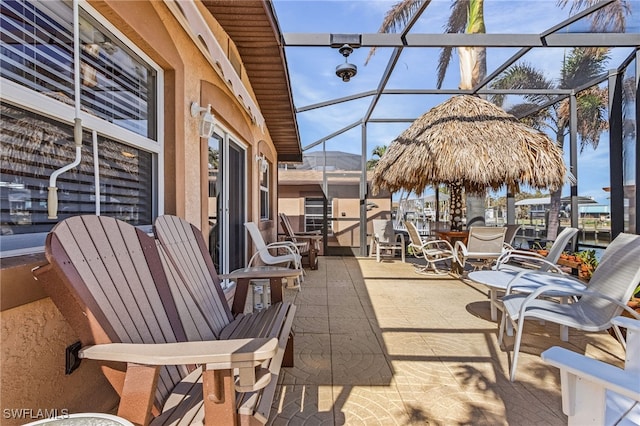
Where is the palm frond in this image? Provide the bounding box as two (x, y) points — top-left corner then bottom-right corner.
(365, 0), (426, 65)
(557, 0), (630, 32)
(576, 87), (609, 151)
(507, 103), (550, 129)
(560, 47), (610, 89)
(489, 63), (554, 106)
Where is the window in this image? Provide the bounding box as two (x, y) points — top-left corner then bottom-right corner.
(304, 197), (331, 233)
(1, 0), (157, 139)
(259, 159), (269, 220)
(0, 0), (161, 256)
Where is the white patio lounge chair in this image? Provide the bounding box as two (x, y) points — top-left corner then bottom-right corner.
(245, 221), (303, 287)
(453, 226), (507, 271)
(495, 227), (578, 274)
(370, 219), (405, 263)
(498, 232), (640, 382)
(541, 316), (640, 426)
(405, 221), (454, 274)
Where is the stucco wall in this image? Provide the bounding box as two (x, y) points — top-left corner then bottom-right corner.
(278, 182), (392, 250)
(1, 0), (282, 420)
(0, 298), (118, 425)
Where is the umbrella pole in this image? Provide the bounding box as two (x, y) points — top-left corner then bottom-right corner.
(449, 182), (464, 231)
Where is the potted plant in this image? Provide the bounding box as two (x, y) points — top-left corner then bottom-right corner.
(574, 249), (598, 281)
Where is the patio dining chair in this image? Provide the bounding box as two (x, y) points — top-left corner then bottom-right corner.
(502, 224), (522, 250)
(370, 219), (405, 262)
(495, 227), (578, 274)
(453, 226), (507, 271)
(405, 221), (454, 274)
(245, 221), (303, 287)
(498, 232), (640, 381)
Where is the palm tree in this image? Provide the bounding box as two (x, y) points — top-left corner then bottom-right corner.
(490, 48), (610, 240)
(367, 145), (388, 170)
(368, 0), (488, 227)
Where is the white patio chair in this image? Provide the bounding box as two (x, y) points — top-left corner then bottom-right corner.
(245, 221), (303, 287)
(453, 226), (507, 271)
(541, 316), (640, 426)
(405, 221), (454, 274)
(370, 219), (405, 262)
(499, 232), (640, 381)
(495, 227), (578, 274)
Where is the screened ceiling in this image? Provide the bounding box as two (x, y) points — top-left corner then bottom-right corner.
(270, 0), (639, 153)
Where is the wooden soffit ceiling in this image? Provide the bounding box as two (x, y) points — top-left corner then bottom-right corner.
(202, 0), (302, 162)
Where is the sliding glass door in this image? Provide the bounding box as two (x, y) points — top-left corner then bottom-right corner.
(207, 133), (246, 274)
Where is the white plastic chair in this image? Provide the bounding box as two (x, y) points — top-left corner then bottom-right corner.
(245, 221), (303, 287)
(499, 232), (640, 382)
(405, 221), (454, 274)
(495, 227), (578, 273)
(454, 226), (506, 271)
(370, 219), (405, 262)
(541, 316), (640, 426)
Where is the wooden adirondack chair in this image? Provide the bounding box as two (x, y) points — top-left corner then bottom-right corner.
(33, 215), (295, 425)
(278, 212), (321, 270)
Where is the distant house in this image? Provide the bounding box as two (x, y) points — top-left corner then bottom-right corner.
(279, 151), (391, 255)
(515, 196), (601, 219)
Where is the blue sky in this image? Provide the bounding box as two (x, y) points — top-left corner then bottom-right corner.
(272, 0), (639, 205)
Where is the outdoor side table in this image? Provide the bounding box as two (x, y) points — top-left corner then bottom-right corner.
(221, 266), (302, 315)
(24, 413), (134, 426)
(468, 270), (587, 340)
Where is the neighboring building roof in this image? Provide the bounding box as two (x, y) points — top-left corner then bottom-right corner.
(285, 151), (363, 171)
(202, 1), (302, 162)
(515, 197), (551, 206)
(515, 196), (598, 206)
(278, 169), (372, 185)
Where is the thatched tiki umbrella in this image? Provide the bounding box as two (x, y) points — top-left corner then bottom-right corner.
(372, 95), (566, 231)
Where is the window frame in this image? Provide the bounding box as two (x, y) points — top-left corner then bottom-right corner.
(0, 0), (163, 258)
(259, 159), (270, 221)
(304, 197), (331, 233)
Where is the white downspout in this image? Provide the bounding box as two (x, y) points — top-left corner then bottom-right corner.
(48, 0), (83, 219)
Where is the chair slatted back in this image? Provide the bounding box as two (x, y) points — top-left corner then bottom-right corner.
(154, 215), (233, 339)
(466, 226), (506, 256)
(405, 221), (424, 247)
(279, 213), (310, 253)
(279, 213), (295, 238)
(41, 215), (189, 408)
(578, 233), (640, 327)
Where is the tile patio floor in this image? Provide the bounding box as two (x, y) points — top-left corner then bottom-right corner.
(266, 256), (627, 425)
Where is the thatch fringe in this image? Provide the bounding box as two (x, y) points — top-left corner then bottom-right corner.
(372, 95), (566, 195)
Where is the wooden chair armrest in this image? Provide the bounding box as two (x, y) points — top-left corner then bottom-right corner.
(220, 268), (302, 281)
(80, 338), (278, 368)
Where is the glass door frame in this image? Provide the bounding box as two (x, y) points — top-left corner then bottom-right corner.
(208, 129), (247, 275)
